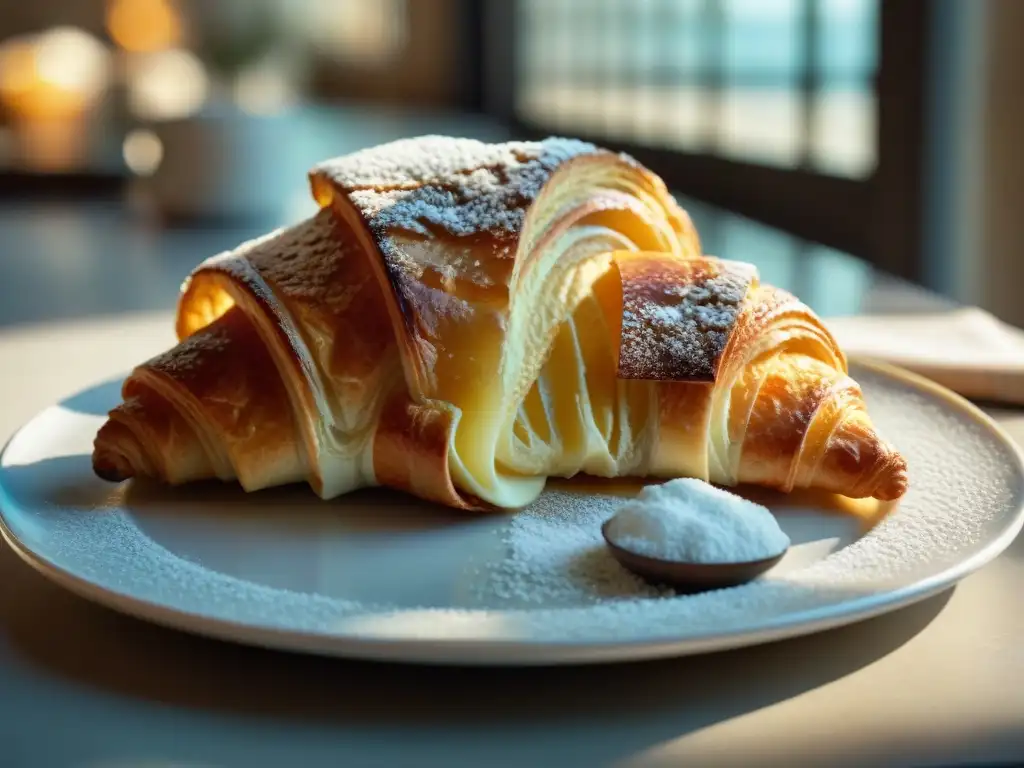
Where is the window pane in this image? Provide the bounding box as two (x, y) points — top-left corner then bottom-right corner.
(718, 0), (803, 166)
(633, 85), (710, 149)
(514, 0), (879, 179)
(562, 85), (608, 132)
(817, 0), (876, 79)
(632, 0), (709, 149)
(661, 0), (707, 75)
(810, 0), (878, 176)
(515, 0), (566, 125)
(719, 88), (803, 166)
(723, 0), (804, 78)
(810, 88), (875, 177)
(632, 0), (659, 79)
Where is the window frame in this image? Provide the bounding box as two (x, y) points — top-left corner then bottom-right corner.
(479, 0), (932, 283)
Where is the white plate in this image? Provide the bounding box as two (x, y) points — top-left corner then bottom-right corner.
(1, 361), (1022, 665)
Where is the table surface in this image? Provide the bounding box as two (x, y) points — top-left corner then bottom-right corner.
(0, 110), (1021, 768)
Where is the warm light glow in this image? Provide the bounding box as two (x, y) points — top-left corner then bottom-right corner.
(126, 48), (208, 120)
(106, 0), (183, 53)
(123, 128), (163, 175)
(34, 27), (111, 97)
(0, 39), (39, 101)
(0, 28), (110, 120)
(338, 609), (514, 641)
(16, 119), (89, 172)
(233, 64), (296, 116)
(304, 0), (408, 65)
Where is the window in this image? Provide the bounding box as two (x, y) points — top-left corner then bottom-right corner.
(488, 0), (930, 282)
(517, 0), (877, 177)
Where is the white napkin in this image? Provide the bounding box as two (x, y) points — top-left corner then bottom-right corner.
(826, 308), (1024, 405)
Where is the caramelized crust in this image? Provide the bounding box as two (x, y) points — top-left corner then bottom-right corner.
(148, 308), (305, 491)
(738, 354), (844, 491)
(617, 252), (757, 382)
(373, 391), (483, 510)
(93, 308), (305, 492)
(310, 139), (604, 398)
(309, 140), (694, 399)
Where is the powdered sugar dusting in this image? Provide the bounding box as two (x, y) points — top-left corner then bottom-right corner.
(313, 135), (597, 193)
(197, 210), (372, 320)
(315, 135), (599, 272)
(144, 311), (232, 381)
(309, 136), (604, 384)
(469, 489), (674, 608)
(619, 257), (756, 381)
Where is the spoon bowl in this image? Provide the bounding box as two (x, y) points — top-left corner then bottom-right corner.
(601, 519), (787, 593)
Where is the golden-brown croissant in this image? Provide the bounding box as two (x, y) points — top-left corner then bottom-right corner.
(93, 135), (907, 509)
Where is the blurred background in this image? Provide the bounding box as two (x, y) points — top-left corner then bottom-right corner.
(0, 0), (1021, 328)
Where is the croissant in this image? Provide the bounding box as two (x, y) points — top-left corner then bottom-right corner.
(93, 135), (908, 509)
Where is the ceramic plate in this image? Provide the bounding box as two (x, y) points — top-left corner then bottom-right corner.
(1, 361), (1022, 665)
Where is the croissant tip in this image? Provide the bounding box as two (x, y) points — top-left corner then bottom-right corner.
(871, 452), (909, 501)
(92, 449), (134, 483)
(92, 421), (137, 483)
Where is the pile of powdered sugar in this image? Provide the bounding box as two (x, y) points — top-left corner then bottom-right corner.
(604, 478), (790, 563)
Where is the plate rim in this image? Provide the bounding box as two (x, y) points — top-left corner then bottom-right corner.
(2, 357), (1023, 666)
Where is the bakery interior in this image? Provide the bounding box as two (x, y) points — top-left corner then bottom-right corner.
(1, 2), (1023, 767)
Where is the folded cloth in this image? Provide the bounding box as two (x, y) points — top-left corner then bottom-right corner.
(826, 308), (1024, 405)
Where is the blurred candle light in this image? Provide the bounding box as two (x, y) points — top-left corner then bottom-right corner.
(233, 63), (296, 116)
(126, 48), (208, 121)
(0, 28), (110, 119)
(0, 28), (111, 172)
(106, 0), (183, 53)
(122, 128), (163, 175)
(35, 27), (112, 98)
(0, 38), (40, 109)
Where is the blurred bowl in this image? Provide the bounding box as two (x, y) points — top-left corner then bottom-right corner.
(128, 104), (305, 222)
